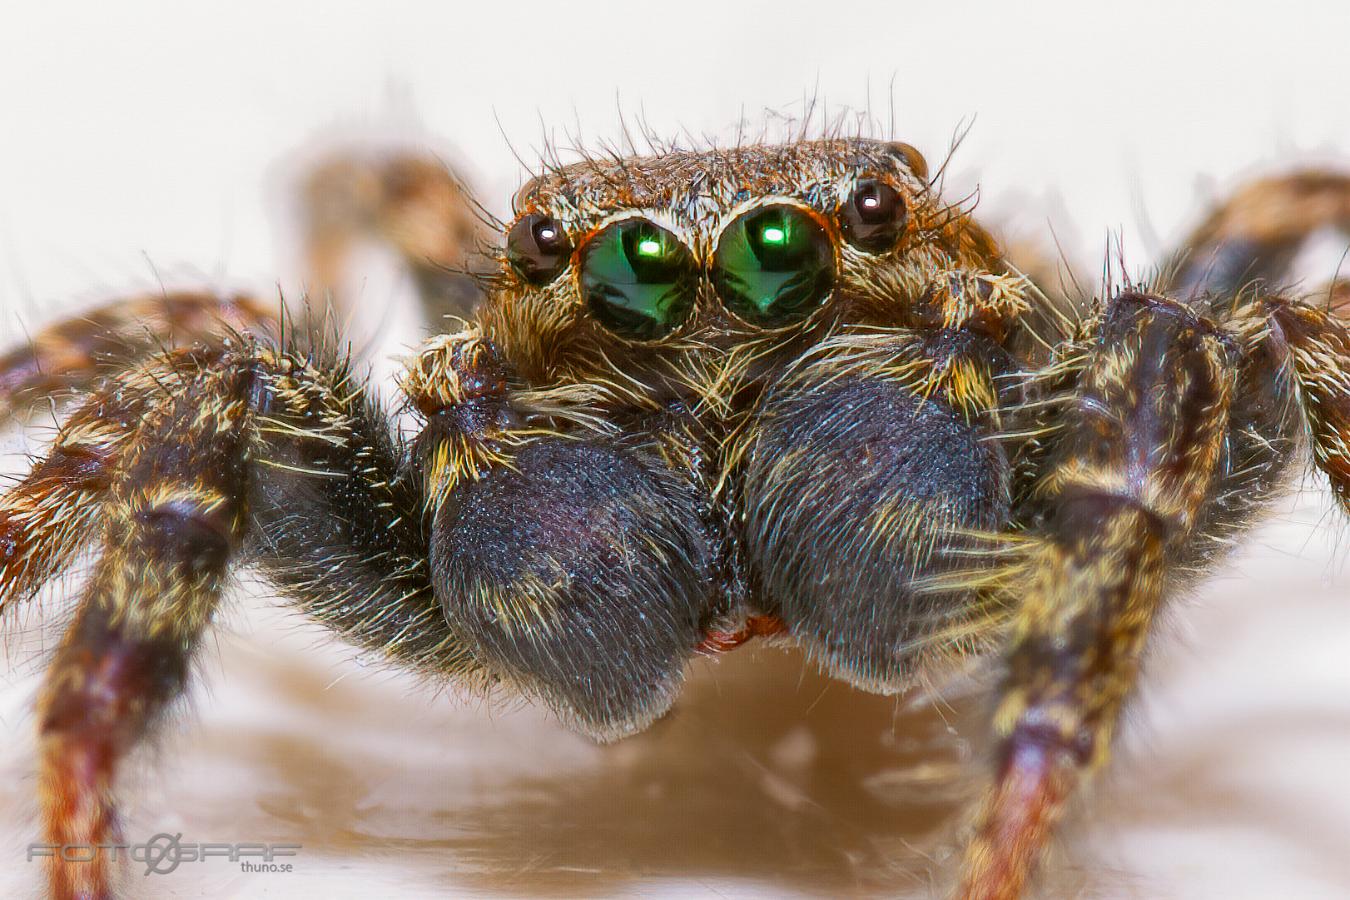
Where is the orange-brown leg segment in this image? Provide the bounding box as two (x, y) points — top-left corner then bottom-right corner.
(0, 407), (129, 610)
(34, 361), (251, 899)
(958, 292), (1236, 898)
(0, 290), (274, 424)
(1260, 295), (1350, 511)
(0, 363), (182, 613)
(301, 150), (489, 324)
(1164, 171), (1350, 301)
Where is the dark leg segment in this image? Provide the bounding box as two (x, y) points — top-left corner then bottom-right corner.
(245, 346), (472, 677)
(37, 362), (252, 899)
(1163, 171), (1350, 301)
(958, 292), (1236, 899)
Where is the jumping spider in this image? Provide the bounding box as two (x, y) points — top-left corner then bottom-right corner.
(3, 134), (1350, 899)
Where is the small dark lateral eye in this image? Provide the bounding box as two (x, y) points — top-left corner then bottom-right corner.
(842, 179), (907, 254)
(506, 213), (572, 284)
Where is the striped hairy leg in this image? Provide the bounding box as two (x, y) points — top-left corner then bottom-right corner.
(4, 342), (469, 898)
(300, 149), (490, 324)
(0, 291), (275, 423)
(957, 167), (1350, 896)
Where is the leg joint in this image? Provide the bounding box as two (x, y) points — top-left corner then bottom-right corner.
(131, 494), (236, 573)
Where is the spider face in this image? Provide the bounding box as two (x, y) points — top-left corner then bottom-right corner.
(487, 139), (940, 388)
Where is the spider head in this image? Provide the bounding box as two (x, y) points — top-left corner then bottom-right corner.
(478, 138), (956, 388)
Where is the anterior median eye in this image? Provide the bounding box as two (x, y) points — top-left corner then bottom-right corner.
(712, 204), (834, 327)
(579, 219), (698, 340)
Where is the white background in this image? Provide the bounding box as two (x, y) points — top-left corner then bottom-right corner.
(2, 2), (1350, 898)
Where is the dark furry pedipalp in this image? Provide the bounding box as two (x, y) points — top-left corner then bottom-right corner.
(739, 375), (1010, 692)
(431, 436), (718, 741)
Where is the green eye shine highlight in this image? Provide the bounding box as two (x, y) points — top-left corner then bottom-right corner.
(712, 205), (835, 327)
(580, 219), (698, 340)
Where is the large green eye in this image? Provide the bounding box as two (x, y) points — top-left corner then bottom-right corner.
(579, 219), (698, 340)
(712, 204), (834, 327)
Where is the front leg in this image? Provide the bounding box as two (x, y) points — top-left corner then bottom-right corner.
(1162, 171), (1350, 301)
(0, 291), (276, 425)
(32, 356), (255, 900)
(403, 332), (721, 741)
(958, 292), (1237, 898)
(5, 339), (468, 898)
(301, 150), (489, 325)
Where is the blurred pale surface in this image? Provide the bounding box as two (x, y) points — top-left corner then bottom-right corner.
(1, 485), (1349, 898)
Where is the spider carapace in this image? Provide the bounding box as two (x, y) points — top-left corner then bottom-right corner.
(3, 136), (1350, 899)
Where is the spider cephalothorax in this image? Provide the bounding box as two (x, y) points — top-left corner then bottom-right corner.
(483, 139), (1002, 382)
(3, 134), (1350, 900)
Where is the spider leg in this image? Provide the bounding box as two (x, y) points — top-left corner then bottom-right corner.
(246, 341), (473, 676)
(35, 355), (252, 900)
(0, 368), (165, 614)
(0, 151), (489, 424)
(3, 336), (474, 898)
(1162, 170), (1350, 301)
(0, 290), (275, 423)
(958, 291), (1237, 899)
(1243, 294), (1350, 512)
(1159, 162), (1350, 517)
(301, 149), (490, 325)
